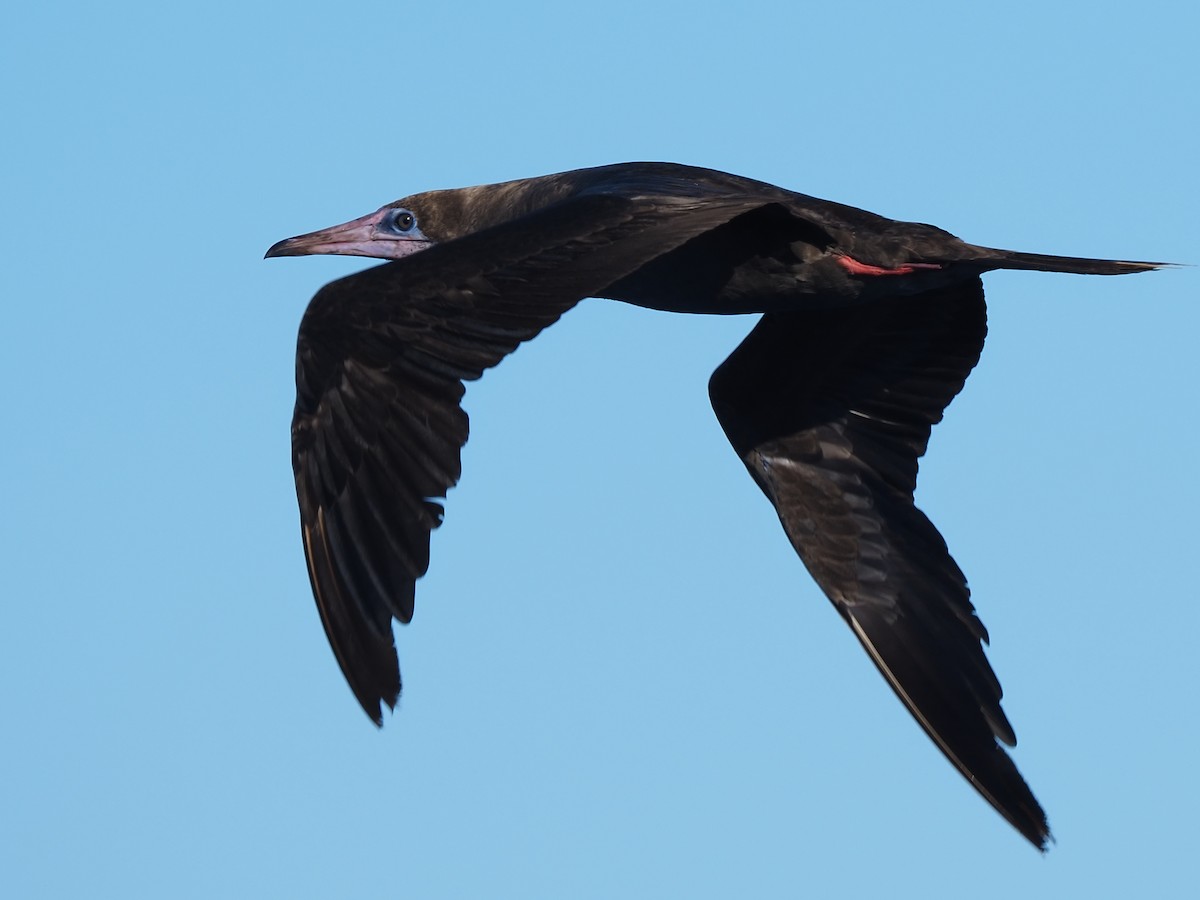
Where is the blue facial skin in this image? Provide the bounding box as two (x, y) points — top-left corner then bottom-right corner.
(388, 208), (429, 242)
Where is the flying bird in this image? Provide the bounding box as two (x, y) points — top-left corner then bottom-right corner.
(266, 162), (1163, 849)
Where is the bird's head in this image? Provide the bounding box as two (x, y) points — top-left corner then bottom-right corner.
(266, 174), (581, 262)
(265, 196), (441, 261)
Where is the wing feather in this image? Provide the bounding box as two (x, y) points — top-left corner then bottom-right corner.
(294, 191), (768, 722)
(708, 281), (1051, 848)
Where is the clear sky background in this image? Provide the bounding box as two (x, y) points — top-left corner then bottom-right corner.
(3, 2), (1197, 897)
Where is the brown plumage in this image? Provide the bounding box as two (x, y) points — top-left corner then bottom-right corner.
(266, 162), (1165, 849)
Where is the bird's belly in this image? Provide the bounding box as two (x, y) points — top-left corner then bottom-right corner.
(601, 254), (961, 315)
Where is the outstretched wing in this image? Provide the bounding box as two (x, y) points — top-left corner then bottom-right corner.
(707, 280), (1050, 848)
(293, 192), (765, 723)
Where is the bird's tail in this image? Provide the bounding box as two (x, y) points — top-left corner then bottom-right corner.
(984, 249), (1168, 276)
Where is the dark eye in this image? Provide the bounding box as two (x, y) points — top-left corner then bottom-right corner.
(392, 210), (417, 233)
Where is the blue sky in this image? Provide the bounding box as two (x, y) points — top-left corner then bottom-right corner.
(3, 2), (1197, 896)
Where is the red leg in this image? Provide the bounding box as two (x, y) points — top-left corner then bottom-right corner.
(838, 255), (944, 277)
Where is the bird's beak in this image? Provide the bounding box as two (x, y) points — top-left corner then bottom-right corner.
(265, 208), (431, 260)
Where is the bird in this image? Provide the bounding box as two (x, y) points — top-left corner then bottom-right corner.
(266, 162), (1164, 849)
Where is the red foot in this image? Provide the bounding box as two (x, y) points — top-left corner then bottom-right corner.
(838, 255), (944, 277)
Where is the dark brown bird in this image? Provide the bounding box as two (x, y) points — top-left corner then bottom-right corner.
(266, 162), (1163, 849)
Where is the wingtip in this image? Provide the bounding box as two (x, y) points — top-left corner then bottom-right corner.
(1024, 821), (1054, 854)
(365, 705), (385, 728)
(1004, 793), (1052, 851)
(1027, 817), (1053, 852)
(355, 682), (399, 728)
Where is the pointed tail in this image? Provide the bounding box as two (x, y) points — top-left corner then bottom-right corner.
(985, 249), (1169, 276)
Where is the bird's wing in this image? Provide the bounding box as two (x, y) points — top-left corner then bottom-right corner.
(707, 280), (1050, 849)
(293, 192), (765, 723)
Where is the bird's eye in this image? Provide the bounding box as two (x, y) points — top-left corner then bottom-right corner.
(392, 210), (417, 233)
